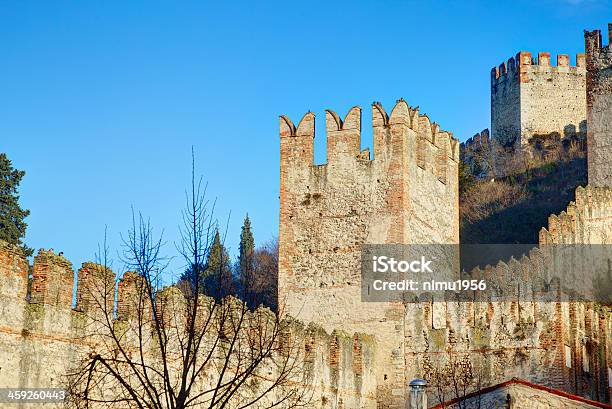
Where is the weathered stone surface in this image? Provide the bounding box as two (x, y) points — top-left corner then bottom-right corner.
(278, 96), (611, 407)
(0, 244), (377, 409)
(586, 25), (612, 188)
(278, 100), (460, 408)
(1, 26), (612, 405)
(460, 129), (494, 178)
(491, 51), (587, 147)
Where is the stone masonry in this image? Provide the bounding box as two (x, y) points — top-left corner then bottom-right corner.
(0, 25), (611, 409)
(586, 24), (612, 188)
(407, 186), (612, 404)
(278, 94), (612, 406)
(0, 243), (377, 408)
(278, 100), (460, 407)
(491, 51), (587, 147)
(460, 129), (493, 178)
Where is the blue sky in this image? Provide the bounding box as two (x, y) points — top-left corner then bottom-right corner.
(0, 1), (609, 281)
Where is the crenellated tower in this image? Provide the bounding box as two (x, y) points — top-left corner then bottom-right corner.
(278, 99), (459, 407)
(278, 99), (459, 331)
(491, 51), (587, 148)
(585, 24), (612, 188)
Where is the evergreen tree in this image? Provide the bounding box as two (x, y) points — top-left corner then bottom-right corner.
(202, 230), (234, 300)
(0, 153), (31, 255)
(238, 214), (255, 305)
(459, 159), (475, 195)
(177, 261), (205, 296)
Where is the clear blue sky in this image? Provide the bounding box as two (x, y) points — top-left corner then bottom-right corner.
(0, 1), (609, 282)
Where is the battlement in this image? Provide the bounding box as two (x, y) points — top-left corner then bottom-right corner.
(0, 241), (28, 301)
(460, 129), (495, 178)
(75, 262), (115, 314)
(279, 100), (461, 319)
(0, 241), (377, 407)
(405, 285), (610, 396)
(491, 51), (586, 83)
(491, 51), (587, 148)
(540, 185), (612, 245)
(30, 249), (74, 307)
(461, 129), (491, 152)
(585, 23), (612, 55)
(116, 270), (151, 320)
(279, 99), (460, 170)
(400, 184), (612, 401)
(279, 99), (461, 406)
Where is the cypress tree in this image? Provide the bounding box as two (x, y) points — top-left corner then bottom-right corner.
(238, 214), (255, 304)
(203, 230), (233, 300)
(0, 153), (31, 255)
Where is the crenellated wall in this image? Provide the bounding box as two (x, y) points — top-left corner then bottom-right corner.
(491, 51), (587, 148)
(0, 244), (375, 409)
(0, 252), (78, 409)
(586, 24), (612, 188)
(0, 42), (611, 406)
(540, 185), (612, 245)
(278, 99), (460, 408)
(460, 128), (494, 177)
(461, 129), (491, 153)
(277, 97), (612, 407)
(406, 292), (610, 403)
(403, 185), (612, 404)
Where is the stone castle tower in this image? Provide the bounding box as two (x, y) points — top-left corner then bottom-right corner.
(0, 24), (609, 409)
(278, 100), (459, 406)
(586, 24), (612, 188)
(278, 101), (459, 332)
(491, 51), (587, 147)
(277, 25), (612, 407)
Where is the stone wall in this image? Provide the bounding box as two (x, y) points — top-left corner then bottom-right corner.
(405, 185), (612, 404)
(586, 24), (612, 188)
(0, 55), (610, 406)
(0, 247), (83, 408)
(491, 51), (587, 147)
(491, 57), (522, 147)
(0, 192), (608, 409)
(278, 100), (460, 331)
(460, 129), (494, 178)
(0, 244), (375, 409)
(278, 100), (460, 408)
(278, 98), (611, 407)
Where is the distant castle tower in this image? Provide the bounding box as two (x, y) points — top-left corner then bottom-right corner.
(585, 24), (612, 188)
(491, 51), (587, 147)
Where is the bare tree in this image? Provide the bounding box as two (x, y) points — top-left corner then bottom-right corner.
(243, 238), (278, 311)
(423, 348), (490, 409)
(67, 153), (310, 409)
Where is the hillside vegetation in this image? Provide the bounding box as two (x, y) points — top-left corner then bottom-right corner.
(460, 140), (587, 244)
